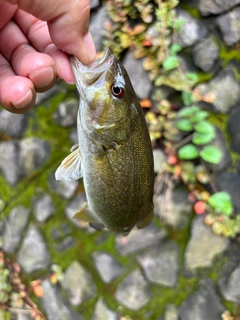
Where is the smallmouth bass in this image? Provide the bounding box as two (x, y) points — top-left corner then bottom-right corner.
(55, 48), (154, 235)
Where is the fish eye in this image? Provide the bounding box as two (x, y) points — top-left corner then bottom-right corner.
(111, 83), (125, 99)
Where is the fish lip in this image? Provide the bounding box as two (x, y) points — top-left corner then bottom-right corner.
(70, 48), (114, 79)
(70, 48), (115, 97)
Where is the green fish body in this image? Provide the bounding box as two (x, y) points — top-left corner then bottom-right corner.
(55, 48), (154, 235)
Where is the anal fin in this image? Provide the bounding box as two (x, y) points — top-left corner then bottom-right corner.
(74, 202), (100, 223)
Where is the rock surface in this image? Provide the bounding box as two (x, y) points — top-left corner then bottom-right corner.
(33, 193), (55, 223)
(195, 68), (240, 113)
(91, 297), (117, 320)
(61, 260), (96, 306)
(179, 281), (225, 320)
(218, 263), (240, 303)
(92, 251), (124, 283)
(3, 206), (30, 253)
(137, 241), (179, 287)
(176, 9), (208, 47)
(123, 50), (152, 99)
(0, 141), (19, 185)
(184, 216), (229, 272)
(192, 37), (219, 72)
(217, 7), (240, 46)
(17, 224), (51, 273)
(199, 0), (240, 16)
(115, 269), (151, 310)
(19, 138), (51, 178)
(41, 280), (84, 320)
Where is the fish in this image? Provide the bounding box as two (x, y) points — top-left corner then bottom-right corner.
(55, 48), (154, 235)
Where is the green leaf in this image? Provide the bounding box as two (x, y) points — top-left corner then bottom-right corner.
(178, 106), (200, 117)
(192, 131), (215, 145)
(178, 144), (199, 160)
(186, 72), (199, 83)
(194, 120), (215, 134)
(176, 119), (193, 131)
(199, 146), (222, 164)
(191, 110), (209, 122)
(162, 56), (179, 71)
(170, 44), (182, 55)
(182, 91), (194, 106)
(154, 75), (164, 87)
(208, 192), (233, 216)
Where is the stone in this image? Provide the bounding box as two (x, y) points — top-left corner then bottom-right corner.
(184, 215), (229, 272)
(217, 7), (240, 46)
(57, 236), (76, 252)
(33, 194), (55, 223)
(218, 263), (240, 303)
(69, 128), (78, 145)
(214, 172), (240, 213)
(115, 269), (151, 310)
(61, 260), (96, 306)
(41, 279), (84, 320)
(137, 241), (179, 287)
(19, 138), (51, 177)
(51, 223), (71, 240)
(199, 0), (240, 16)
(2, 206), (30, 253)
(192, 37), (219, 72)
(179, 280), (224, 320)
(17, 224), (51, 273)
(227, 105), (240, 153)
(92, 251), (124, 283)
(91, 297), (117, 320)
(0, 109), (27, 138)
(49, 173), (78, 199)
(115, 223), (167, 256)
(0, 141), (19, 186)
(154, 189), (193, 228)
(123, 50), (152, 100)
(194, 68), (240, 113)
(53, 99), (79, 127)
(90, 0), (100, 9)
(163, 304), (179, 320)
(153, 149), (165, 173)
(89, 5), (109, 51)
(176, 9), (207, 48)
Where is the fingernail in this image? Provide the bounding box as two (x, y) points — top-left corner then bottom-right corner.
(29, 66), (55, 88)
(12, 89), (33, 109)
(83, 32), (96, 63)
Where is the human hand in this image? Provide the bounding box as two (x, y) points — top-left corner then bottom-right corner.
(0, 0), (96, 113)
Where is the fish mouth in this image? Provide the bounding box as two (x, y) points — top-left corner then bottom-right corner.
(70, 48), (115, 96)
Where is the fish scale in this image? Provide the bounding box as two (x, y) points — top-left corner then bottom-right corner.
(55, 48), (154, 235)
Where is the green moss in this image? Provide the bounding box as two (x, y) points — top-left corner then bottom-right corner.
(195, 72), (213, 84)
(180, 3), (201, 19)
(219, 44), (240, 66)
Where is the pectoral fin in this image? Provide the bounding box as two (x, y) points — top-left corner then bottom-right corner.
(55, 145), (83, 181)
(74, 202), (100, 223)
